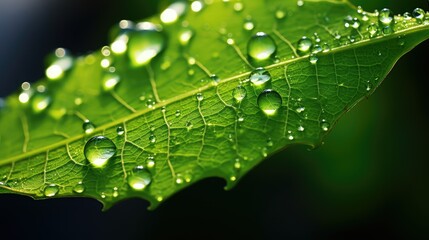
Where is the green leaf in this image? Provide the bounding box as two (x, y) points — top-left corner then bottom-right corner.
(0, 0), (428, 209)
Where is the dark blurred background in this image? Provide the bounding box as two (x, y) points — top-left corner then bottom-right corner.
(0, 0), (428, 239)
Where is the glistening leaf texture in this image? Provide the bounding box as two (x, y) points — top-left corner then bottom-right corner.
(0, 0), (428, 209)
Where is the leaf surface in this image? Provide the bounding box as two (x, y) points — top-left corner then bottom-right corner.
(0, 0), (428, 209)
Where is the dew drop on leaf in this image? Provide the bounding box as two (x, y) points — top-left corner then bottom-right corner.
(84, 136), (117, 168)
(367, 23), (378, 37)
(146, 155), (156, 168)
(247, 32), (277, 61)
(196, 92), (204, 101)
(378, 8), (394, 26)
(275, 9), (286, 20)
(149, 134), (157, 143)
(31, 92), (51, 113)
(73, 182), (85, 194)
(309, 55), (318, 65)
(321, 122), (330, 132)
(116, 126), (124, 136)
(257, 89), (282, 116)
(412, 8), (425, 23)
(82, 120), (96, 134)
(44, 184), (59, 197)
(175, 110), (181, 117)
(127, 166), (152, 191)
(102, 72), (120, 91)
(160, 1), (187, 24)
(178, 27), (194, 46)
(191, 1), (203, 12)
(250, 67), (271, 87)
(234, 159), (241, 169)
(243, 18), (255, 31)
(45, 48), (73, 81)
(232, 85), (247, 102)
(128, 22), (166, 67)
(297, 36), (313, 55)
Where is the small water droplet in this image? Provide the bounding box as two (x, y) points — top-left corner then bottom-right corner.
(367, 23), (378, 37)
(127, 165), (152, 190)
(250, 67), (271, 87)
(297, 126), (305, 132)
(297, 36), (313, 55)
(127, 22), (166, 66)
(267, 138), (273, 147)
(309, 54), (318, 65)
(73, 182), (85, 194)
(175, 174), (184, 184)
(186, 121), (193, 130)
(247, 32), (277, 61)
(232, 85), (247, 102)
(147, 155), (156, 168)
(175, 110), (181, 117)
(275, 9), (286, 20)
(44, 184), (59, 197)
(243, 18), (255, 31)
(116, 126), (124, 135)
(191, 1), (203, 12)
(288, 134), (294, 140)
(344, 15), (360, 29)
(101, 193), (106, 199)
(160, 2), (186, 24)
(257, 89), (282, 116)
(112, 187), (119, 198)
(382, 26), (394, 35)
(321, 122), (330, 132)
(378, 8), (394, 26)
(210, 74), (220, 83)
(102, 72), (120, 91)
(149, 134), (157, 143)
(297, 0), (304, 7)
(31, 92), (51, 113)
(234, 158), (241, 169)
(84, 135), (117, 168)
(45, 48), (73, 80)
(83, 120), (96, 134)
(178, 27), (194, 46)
(412, 8), (425, 23)
(296, 106), (305, 113)
(196, 93), (204, 101)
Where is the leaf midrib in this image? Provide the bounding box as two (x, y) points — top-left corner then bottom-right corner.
(2, 24), (428, 166)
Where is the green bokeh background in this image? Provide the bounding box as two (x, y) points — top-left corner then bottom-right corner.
(0, 0), (428, 239)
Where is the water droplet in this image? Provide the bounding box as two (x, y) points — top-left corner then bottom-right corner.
(297, 0), (304, 7)
(243, 18), (255, 31)
(160, 2), (186, 24)
(257, 89), (282, 116)
(247, 32), (277, 61)
(128, 22), (166, 67)
(44, 184), (59, 197)
(321, 122), (330, 132)
(232, 85), (247, 102)
(196, 93), (204, 101)
(84, 135), (117, 168)
(412, 8), (425, 23)
(297, 126), (305, 132)
(147, 155), (156, 168)
(175, 110), (181, 117)
(233, 2), (244, 12)
(127, 165), (152, 190)
(191, 1), (203, 12)
(382, 26), (394, 35)
(112, 187), (119, 198)
(102, 72), (120, 91)
(296, 106), (305, 113)
(83, 120), (96, 134)
(73, 182), (85, 193)
(31, 92), (51, 113)
(309, 55), (318, 65)
(178, 27), (194, 46)
(344, 15), (360, 29)
(297, 36), (313, 55)
(186, 121), (193, 130)
(250, 67), (271, 87)
(288, 134), (294, 140)
(45, 48), (73, 80)
(275, 9), (286, 20)
(233, 158), (241, 169)
(210, 74), (220, 83)
(378, 8), (394, 26)
(116, 126), (124, 135)
(149, 134), (156, 143)
(101, 193), (106, 199)
(146, 98), (155, 109)
(267, 138), (273, 147)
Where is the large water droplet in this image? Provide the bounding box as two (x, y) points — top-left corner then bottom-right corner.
(297, 36), (313, 55)
(257, 89), (282, 116)
(250, 67), (271, 87)
(44, 184), (59, 197)
(247, 32), (277, 61)
(232, 85), (247, 102)
(127, 165), (152, 190)
(83, 120), (96, 134)
(128, 22), (166, 67)
(73, 182), (85, 194)
(84, 136), (117, 168)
